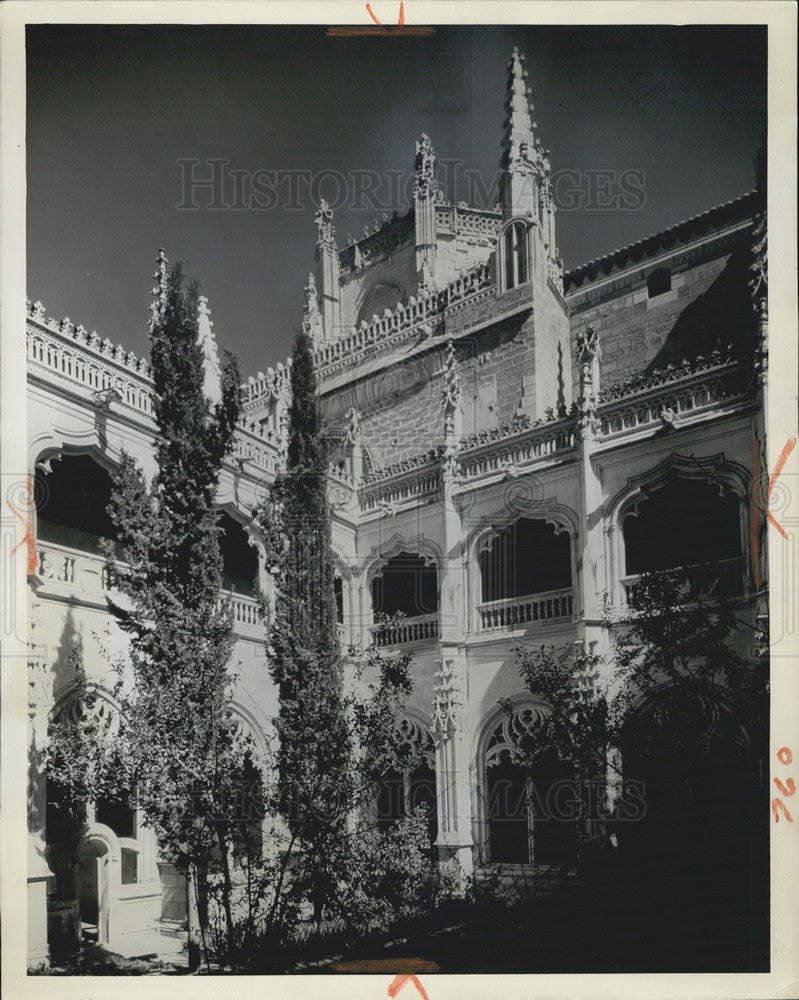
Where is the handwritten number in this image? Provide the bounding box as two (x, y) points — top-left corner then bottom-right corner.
(774, 777), (796, 797)
(772, 798), (793, 823)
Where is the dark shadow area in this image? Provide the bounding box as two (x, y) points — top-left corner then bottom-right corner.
(218, 512), (258, 596)
(479, 518), (571, 602)
(35, 455), (117, 555)
(645, 248), (757, 372)
(372, 553), (438, 618)
(624, 478), (740, 574)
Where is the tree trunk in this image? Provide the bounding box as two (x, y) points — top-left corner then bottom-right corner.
(187, 867), (202, 972)
(215, 826), (237, 969)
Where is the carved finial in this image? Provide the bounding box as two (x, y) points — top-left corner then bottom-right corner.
(197, 295), (222, 404)
(314, 199), (336, 250)
(577, 325), (600, 366)
(576, 326), (601, 442)
(414, 133), (437, 200)
(441, 339), (461, 417)
(343, 407), (361, 445)
(302, 272), (325, 347)
(149, 248), (169, 331)
(502, 48), (536, 168)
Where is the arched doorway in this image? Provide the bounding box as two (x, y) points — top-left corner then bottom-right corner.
(77, 834), (113, 944)
(481, 705), (579, 869)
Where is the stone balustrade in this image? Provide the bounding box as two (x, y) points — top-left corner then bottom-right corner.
(313, 262), (492, 378)
(620, 557), (747, 606)
(457, 416), (577, 480)
(36, 541), (263, 636)
(36, 543), (109, 594)
(477, 588), (574, 632)
(596, 359), (751, 440)
(369, 613), (440, 647)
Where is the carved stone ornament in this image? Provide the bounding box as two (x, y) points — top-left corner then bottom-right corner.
(441, 340), (461, 417)
(430, 658), (464, 742)
(343, 407), (361, 446)
(314, 199), (336, 250)
(414, 133), (437, 200)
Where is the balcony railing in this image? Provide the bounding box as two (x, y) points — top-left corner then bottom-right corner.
(219, 591), (263, 630)
(36, 543), (109, 594)
(478, 588), (574, 631)
(36, 542), (264, 636)
(620, 557), (747, 606)
(369, 613), (440, 648)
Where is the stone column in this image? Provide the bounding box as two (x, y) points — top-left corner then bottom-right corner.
(430, 657), (473, 880)
(576, 327), (604, 640)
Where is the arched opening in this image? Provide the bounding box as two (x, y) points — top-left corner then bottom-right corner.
(478, 519), (572, 629)
(218, 512), (258, 596)
(483, 707), (579, 868)
(376, 718), (437, 849)
(623, 478), (743, 595)
(357, 280), (407, 325)
(77, 837), (110, 941)
(35, 454), (117, 554)
(502, 221), (530, 290)
(372, 552), (438, 618)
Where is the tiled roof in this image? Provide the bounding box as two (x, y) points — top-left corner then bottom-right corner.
(564, 191), (758, 292)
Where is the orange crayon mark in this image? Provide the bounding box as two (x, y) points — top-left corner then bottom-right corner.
(366, 1), (404, 25)
(389, 974), (430, 1000)
(766, 436), (797, 540)
(778, 746), (793, 765)
(7, 475), (37, 575)
(774, 776), (796, 797)
(772, 798), (793, 823)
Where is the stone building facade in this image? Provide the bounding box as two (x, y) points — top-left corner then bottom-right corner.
(26, 48), (768, 964)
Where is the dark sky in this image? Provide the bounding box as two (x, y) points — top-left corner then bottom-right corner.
(27, 23), (766, 375)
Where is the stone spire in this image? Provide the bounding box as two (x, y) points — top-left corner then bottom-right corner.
(499, 48), (548, 222)
(314, 200), (341, 338)
(149, 247), (169, 331)
(501, 47), (537, 170)
(197, 295), (222, 405)
(414, 134), (438, 294)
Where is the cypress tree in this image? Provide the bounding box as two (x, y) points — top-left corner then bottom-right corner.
(45, 259), (250, 966)
(259, 329), (351, 921)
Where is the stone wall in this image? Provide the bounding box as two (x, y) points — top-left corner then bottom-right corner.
(566, 227), (754, 395)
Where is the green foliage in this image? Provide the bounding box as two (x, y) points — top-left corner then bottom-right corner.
(605, 568), (767, 752)
(255, 330), (426, 928)
(512, 640), (609, 781)
(330, 809), (434, 940)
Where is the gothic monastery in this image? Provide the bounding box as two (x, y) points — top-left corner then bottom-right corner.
(26, 49), (768, 964)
